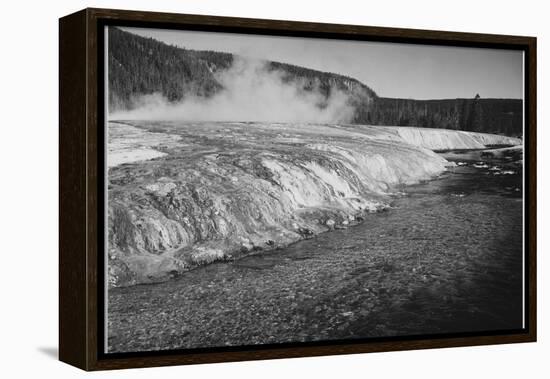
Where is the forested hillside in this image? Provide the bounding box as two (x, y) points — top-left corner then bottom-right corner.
(108, 27), (523, 136)
(108, 27), (376, 114)
(108, 27), (233, 109)
(366, 97), (523, 136)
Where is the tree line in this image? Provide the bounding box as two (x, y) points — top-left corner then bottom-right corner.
(108, 27), (523, 136)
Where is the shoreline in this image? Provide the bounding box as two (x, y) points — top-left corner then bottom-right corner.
(107, 155), (523, 352)
(106, 121), (520, 288)
(108, 169), (447, 290)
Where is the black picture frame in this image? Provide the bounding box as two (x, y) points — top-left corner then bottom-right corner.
(59, 8), (537, 371)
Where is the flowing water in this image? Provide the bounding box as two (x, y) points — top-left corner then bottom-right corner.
(107, 150), (523, 353)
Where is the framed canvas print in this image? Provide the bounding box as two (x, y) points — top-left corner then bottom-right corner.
(59, 8), (536, 371)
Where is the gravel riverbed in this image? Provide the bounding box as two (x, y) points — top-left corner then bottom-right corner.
(107, 151), (523, 353)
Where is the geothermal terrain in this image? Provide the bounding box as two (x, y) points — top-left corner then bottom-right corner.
(106, 121), (520, 287)
(106, 121), (523, 352)
(105, 25), (525, 354)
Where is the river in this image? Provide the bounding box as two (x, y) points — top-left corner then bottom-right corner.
(107, 150), (523, 353)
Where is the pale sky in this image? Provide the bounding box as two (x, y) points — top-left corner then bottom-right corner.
(119, 26), (523, 100)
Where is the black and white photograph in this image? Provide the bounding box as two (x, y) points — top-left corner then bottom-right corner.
(104, 25), (525, 354)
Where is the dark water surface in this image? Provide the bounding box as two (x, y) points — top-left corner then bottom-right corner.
(108, 151), (523, 353)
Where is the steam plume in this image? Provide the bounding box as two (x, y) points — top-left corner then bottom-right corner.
(110, 58), (355, 123)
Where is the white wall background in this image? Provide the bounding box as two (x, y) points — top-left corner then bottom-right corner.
(0, 0), (546, 377)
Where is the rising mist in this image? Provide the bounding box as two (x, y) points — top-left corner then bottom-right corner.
(110, 58), (356, 124)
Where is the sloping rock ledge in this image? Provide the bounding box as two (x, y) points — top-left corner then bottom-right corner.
(107, 121), (520, 287)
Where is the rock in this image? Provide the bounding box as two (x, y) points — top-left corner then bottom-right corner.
(109, 121), (511, 287)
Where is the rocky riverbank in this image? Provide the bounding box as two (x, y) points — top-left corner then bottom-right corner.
(107, 121), (520, 287)
(108, 150), (523, 352)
